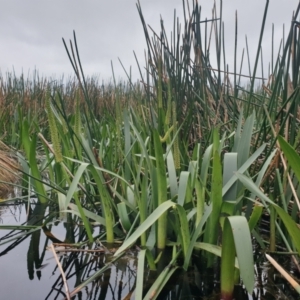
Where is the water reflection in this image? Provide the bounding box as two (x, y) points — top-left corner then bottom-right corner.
(0, 201), (139, 299)
(27, 203), (47, 280)
(0, 202), (300, 299)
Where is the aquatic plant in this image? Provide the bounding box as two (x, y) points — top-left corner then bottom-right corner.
(1, 0), (300, 299)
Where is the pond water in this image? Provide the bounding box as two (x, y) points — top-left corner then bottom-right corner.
(0, 201), (299, 300)
(0, 201), (136, 299)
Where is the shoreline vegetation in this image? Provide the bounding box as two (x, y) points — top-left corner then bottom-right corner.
(0, 141), (19, 197)
(1, 0), (300, 299)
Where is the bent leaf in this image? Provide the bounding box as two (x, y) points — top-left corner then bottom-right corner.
(278, 135), (300, 183)
(226, 216), (254, 294)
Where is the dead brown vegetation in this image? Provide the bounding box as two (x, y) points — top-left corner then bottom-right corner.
(0, 141), (19, 197)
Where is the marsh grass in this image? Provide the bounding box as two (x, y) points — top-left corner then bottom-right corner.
(1, 0), (300, 299)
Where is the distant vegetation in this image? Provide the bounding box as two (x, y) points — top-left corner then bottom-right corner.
(1, 1), (300, 299)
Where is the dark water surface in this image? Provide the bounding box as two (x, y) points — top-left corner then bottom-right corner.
(0, 201), (139, 299)
(0, 201), (299, 300)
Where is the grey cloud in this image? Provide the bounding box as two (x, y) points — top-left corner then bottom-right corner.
(0, 0), (298, 81)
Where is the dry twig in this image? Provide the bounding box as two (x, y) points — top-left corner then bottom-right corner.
(50, 243), (71, 300)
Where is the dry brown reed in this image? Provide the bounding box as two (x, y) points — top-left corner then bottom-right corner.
(0, 141), (19, 197)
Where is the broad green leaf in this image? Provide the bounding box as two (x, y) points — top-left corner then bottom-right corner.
(223, 153), (238, 201)
(117, 203), (132, 233)
(236, 172), (300, 255)
(226, 216), (254, 294)
(166, 145), (178, 198)
(200, 144), (213, 186)
(177, 171), (191, 206)
(222, 143), (266, 196)
(195, 178), (204, 226)
(188, 160), (199, 188)
(136, 249), (147, 300)
(221, 218), (236, 299)
(65, 163), (88, 208)
(57, 192), (67, 218)
(22, 125), (47, 204)
(127, 185), (136, 206)
(114, 201), (175, 256)
(237, 112), (255, 167)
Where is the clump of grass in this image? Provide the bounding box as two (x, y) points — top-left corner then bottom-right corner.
(0, 141), (19, 197)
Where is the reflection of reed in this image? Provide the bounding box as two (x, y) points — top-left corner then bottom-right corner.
(27, 203), (47, 280)
(46, 241), (138, 300)
(1, 206), (145, 299)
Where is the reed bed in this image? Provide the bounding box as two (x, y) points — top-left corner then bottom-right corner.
(1, 1), (300, 299)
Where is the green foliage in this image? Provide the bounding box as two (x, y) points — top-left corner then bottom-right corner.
(21, 120), (48, 204)
(221, 216), (254, 297)
(2, 0), (300, 298)
(153, 129), (168, 249)
(45, 89), (63, 163)
(203, 129), (223, 265)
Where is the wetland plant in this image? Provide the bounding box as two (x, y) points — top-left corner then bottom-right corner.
(1, 0), (300, 299)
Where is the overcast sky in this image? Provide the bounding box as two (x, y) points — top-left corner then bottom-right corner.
(0, 1), (298, 83)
